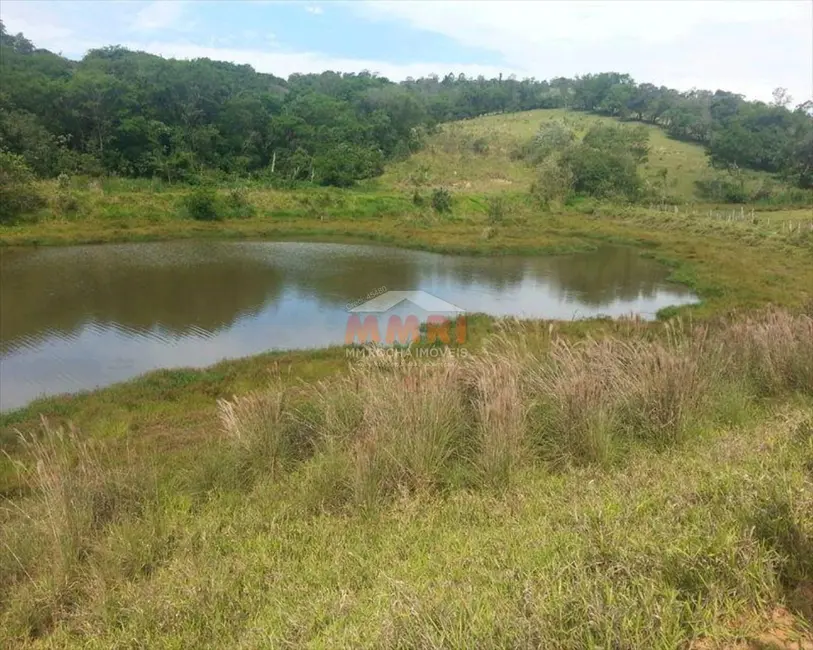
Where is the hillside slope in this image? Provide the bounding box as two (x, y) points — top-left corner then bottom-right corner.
(379, 109), (783, 199)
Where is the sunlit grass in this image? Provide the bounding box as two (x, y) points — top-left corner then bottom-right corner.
(378, 108), (791, 200)
(2, 310), (812, 647)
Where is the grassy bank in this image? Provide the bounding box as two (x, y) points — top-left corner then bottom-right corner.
(3, 184), (812, 315)
(2, 309), (812, 647)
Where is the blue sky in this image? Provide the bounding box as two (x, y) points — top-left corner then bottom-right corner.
(2, 1), (811, 102)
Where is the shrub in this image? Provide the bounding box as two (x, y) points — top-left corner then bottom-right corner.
(529, 120), (576, 162)
(485, 196), (506, 224)
(561, 143), (642, 200)
(56, 172), (71, 190)
(0, 150), (45, 223)
(225, 187), (255, 218)
(582, 123), (649, 164)
(183, 186), (219, 220)
(471, 136), (490, 155)
(300, 189), (335, 220)
(431, 187), (452, 213)
(315, 143), (384, 187)
(531, 157), (574, 208)
(694, 170), (749, 203)
(527, 123), (649, 203)
(55, 190), (79, 215)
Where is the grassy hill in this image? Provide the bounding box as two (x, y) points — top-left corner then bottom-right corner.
(379, 109), (784, 200)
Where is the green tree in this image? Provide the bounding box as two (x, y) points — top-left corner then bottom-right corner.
(0, 150), (44, 223)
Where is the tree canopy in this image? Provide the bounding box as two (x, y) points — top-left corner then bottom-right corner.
(1, 22), (811, 188)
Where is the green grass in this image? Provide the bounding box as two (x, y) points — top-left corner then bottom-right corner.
(377, 108), (799, 201)
(2, 311), (812, 647)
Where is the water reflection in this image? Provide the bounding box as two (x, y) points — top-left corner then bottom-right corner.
(0, 241), (697, 409)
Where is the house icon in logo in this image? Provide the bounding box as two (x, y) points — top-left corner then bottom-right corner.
(349, 291), (465, 315)
(345, 290), (466, 345)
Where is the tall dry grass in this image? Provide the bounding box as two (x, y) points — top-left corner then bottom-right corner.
(721, 309), (813, 395)
(469, 354), (529, 487)
(336, 358), (468, 505)
(215, 309), (812, 499)
(1, 418), (149, 637)
(1, 309), (812, 643)
(217, 379), (301, 480)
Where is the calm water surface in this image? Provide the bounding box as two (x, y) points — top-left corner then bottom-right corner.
(0, 241), (697, 410)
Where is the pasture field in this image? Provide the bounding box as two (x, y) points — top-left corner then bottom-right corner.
(378, 108), (791, 200)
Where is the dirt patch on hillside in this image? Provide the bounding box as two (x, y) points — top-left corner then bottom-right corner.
(690, 585), (812, 649)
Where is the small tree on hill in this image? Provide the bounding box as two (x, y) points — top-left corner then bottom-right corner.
(0, 150), (45, 223)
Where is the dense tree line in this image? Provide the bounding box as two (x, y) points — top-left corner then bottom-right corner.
(1, 22), (811, 191)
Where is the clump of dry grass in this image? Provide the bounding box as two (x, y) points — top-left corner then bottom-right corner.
(527, 337), (622, 465)
(217, 379), (301, 479)
(346, 358), (467, 505)
(720, 309), (813, 395)
(615, 324), (718, 442)
(214, 309), (813, 495)
(1, 418), (148, 638)
(468, 354), (530, 487)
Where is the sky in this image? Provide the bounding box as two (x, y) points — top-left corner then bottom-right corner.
(1, 0), (811, 103)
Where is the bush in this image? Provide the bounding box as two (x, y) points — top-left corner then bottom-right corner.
(183, 186), (220, 221)
(55, 190), (79, 215)
(431, 187), (452, 213)
(315, 143), (384, 187)
(694, 170), (749, 203)
(530, 120), (576, 162)
(561, 143), (642, 200)
(0, 150), (45, 224)
(582, 123), (649, 164)
(224, 187), (255, 219)
(531, 157), (574, 208)
(486, 196), (506, 224)
(471, 137), (490, 155)
(527, 123), (648, 203)
(56, 172), (71, 190)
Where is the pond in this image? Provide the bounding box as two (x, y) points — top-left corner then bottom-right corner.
(0, 241), (698, 410)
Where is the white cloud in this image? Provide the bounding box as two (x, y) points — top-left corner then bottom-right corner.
(0, 1), (76, 50)
(125, 40), (515, 80)
(354, 0), (813, 101)
(1, 0), (809, 102)
(305, 5), (323, 15)
(133, 1), (186, 31)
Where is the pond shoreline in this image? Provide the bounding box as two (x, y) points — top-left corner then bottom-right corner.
(3, 205), (812, 425)
(1, 241), (697, 412)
